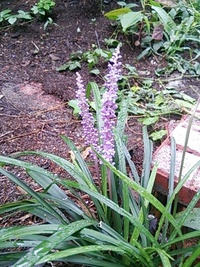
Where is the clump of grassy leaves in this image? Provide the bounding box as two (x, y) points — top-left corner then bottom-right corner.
(0, 82), (200, 266)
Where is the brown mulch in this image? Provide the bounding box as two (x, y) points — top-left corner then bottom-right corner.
(0, 0), (199, 214)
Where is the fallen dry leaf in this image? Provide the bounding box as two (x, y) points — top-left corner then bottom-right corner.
(152, 24), (164, 40)
(69, 146), (91, 161)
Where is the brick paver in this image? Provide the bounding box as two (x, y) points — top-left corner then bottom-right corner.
(153, 101), (200, 206)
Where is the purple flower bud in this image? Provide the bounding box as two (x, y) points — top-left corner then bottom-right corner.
(76, 73), (99, 153)
(100, 45), (122, 163)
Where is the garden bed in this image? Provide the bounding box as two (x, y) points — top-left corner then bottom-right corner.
(0, 0), (200, 266)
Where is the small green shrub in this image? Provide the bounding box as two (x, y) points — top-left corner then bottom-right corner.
(31, 0), (56, 17)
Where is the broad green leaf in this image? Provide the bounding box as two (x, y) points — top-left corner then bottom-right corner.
(56, 62), (70, 71)
(104, 38), (120, 48)
(0, 9), (12, 22)
(8, 16), (17, 24)
(120, 11), (143, 32)
(31, 6), (39, 14)
(139, 116), (159, 126)
(104, 8), (132, 20)
(176, 208), (200, 230)
(175, 99), (194, 109)
(89, 101), (96, 110)
(150, 130), (167, 141)
(68, 99), (81, 115)
(56, 61), (81, 72)
(180, 93), (195, 104)
(17, 10), (32, 20)
(124, 64), (138, 76)
(70, 50), (83, 60)
(117, 1), (138, 8)
(0, 9), (11, 16)
(152, 6), (175, 35)
(153, 41), (163, 52)
(155, 93), (165, 105)
(69, 61), (81, 71)
(137, 47), (152, 60)
(94, 48), (112, 59)
(90, 69), (100, 75)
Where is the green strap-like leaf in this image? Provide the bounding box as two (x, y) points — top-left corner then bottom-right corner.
(94, 150), (182, 238)
(38, 244), (127, 265)
(0, 224), (60, 242)
(0, 168), (67, 224)
(12, 220), (96, 267)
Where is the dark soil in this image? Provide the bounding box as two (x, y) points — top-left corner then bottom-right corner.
(0, 0), (199, 200)
(0, 0), (199, 254)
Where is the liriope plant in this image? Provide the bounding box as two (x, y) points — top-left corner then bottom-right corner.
(0, 46), (200, 267)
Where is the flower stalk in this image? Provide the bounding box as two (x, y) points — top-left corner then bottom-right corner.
(100, 45), (122, 163)
(76, 45), (122, 164)
(76, 72), (99, 154)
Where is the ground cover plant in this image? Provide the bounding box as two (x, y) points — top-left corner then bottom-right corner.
(105, 0), (200, 75)
(0, 46), (200, 267)
(0, 0), (55, 28)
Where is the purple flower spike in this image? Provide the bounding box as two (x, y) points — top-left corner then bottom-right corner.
(100, 45), (122, 163)
(76, 46), (122, 163)
(76, 73), (99, 152)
